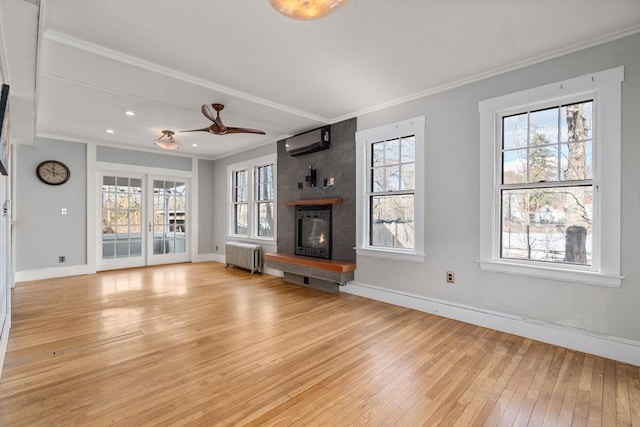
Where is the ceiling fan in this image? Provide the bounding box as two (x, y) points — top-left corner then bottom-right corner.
(181, 103), (266, 136)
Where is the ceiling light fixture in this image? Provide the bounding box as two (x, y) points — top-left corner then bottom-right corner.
(125, 111), (135, 116)
(268, 0), (348, 20)
(154, 130), (180, 150)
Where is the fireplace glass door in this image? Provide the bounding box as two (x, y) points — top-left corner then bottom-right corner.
(295, 205), (331, 259)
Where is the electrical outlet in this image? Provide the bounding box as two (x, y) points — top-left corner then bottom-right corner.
(446, 271), (455, 283)
(61, 208), (67, 215)
(59, 256), (66, 263)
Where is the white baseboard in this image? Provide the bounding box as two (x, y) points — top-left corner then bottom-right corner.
(193, 253), (224, 263)
(0, 312), (11, 379)
(342, 281), (640, 366)
(15, 265), (92, 282)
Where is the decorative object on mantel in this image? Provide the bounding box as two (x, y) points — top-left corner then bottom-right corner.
(305, 165), (317, 187)
(279, 197), (342, 207)
(317, 177), (334, 195)
(268, 0), (348, 20)
(154, 130), (179, 150)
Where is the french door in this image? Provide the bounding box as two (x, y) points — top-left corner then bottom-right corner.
(98, 173), (188, 271)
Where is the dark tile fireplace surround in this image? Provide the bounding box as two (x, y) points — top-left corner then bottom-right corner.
(267, 117), (356, 292)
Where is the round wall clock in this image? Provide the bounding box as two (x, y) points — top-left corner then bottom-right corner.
(36, 160), (70, 185)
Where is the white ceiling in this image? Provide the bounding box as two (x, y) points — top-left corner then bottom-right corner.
(3, 0), (640, 159)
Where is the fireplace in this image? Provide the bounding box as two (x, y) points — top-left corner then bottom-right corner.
(295, 205), (332, 259)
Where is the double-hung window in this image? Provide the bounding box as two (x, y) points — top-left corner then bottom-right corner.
(500, 100), (595, 265)
(479, 67), (623, 286)
(356, 116), (425, 261)
(229, 154), (276, 240)
(232, 169), (249, 235)
(255, 163), (275, 238)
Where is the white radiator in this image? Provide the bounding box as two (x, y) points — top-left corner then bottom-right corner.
(225, 242), (262, 274)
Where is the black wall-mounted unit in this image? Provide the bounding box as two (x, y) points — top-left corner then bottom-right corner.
(285, 127), (330, 156)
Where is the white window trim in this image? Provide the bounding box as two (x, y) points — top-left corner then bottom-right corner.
(356, 115), (425, 262)
(227, 154), (277, 242)
(478, 66), (624, 287)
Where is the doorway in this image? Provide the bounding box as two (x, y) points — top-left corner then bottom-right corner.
(98, 173), (188, 271)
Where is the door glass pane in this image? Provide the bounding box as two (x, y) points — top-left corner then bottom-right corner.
(153, 180), (187, 255)
(102, 175), (143, 260)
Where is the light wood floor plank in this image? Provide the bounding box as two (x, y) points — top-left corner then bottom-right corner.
(0, 263), (637, 426)
(628, 364), (640, 427)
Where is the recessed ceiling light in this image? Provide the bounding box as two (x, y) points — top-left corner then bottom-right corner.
(125, 111), (135, 116)
(106, 129), (115, 134)
(192, 143), (198, 147)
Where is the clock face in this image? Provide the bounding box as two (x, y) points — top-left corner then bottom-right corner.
(36, 160), (70, 185)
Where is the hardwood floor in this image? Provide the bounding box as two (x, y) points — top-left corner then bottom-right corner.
(1, 262), (638, 426)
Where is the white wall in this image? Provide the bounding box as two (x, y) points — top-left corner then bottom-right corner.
(16, 139), (87, 271)
(349, 35), (640, 352)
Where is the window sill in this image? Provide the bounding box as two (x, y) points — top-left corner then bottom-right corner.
(356, 247), (424, 263)
(477, 260), (623, 288)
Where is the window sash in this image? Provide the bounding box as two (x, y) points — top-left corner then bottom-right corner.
(255, 164), (274, 202)
(369, 193), (415, 249)
(233, 202), (248, 235)
(499, 184), (594, 265)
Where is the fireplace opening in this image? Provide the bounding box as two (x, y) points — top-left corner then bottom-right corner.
(295, 205), (332, 259)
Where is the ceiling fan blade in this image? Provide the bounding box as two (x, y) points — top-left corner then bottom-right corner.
(201, 104), (216, 123)
(180, 127), (213, 133)
(180, 124), (222, 134)
(226, 127), (266, 135)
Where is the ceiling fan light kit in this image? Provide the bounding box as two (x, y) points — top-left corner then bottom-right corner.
(154, 130), (180, 150)
(269, 0), (348, 20)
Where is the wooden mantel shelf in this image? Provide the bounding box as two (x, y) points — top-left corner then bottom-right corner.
(265, 253), (355, 273)
(279, 198), (343, 207)
(265, 253), (356, 290)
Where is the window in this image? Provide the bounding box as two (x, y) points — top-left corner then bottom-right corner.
(255, 164), (274, 238)
(501, 100), (594, 265)
(356, 116), (425, 261)
(228, 155), (276, 240)
(479, 67), (623, 287)
(232, 170), (248, 235)
(370, 136), (415, 248)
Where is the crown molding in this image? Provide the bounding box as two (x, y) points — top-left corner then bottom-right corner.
(43, 30), (331, 124)
(329, 25), (640, 124)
